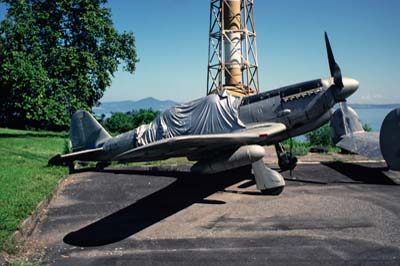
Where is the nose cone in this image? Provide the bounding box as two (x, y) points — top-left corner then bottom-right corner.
(339, 77), (359, 100)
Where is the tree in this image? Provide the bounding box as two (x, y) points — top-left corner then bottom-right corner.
(103, 109), (160, 134)
(0, 0), (138, 130)
(104, 112), (134, 134)
(130, 109), (160, 129)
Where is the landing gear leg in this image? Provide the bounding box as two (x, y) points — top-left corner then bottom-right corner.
(275, 142), (298, 172)
(68, 162), (75, 174)
(252, 159), (285, 195)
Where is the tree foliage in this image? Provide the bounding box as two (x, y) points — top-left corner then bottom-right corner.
(103, 109), (160, 134)
(0, 0), (138, 130)
(305, 123), (333, 147)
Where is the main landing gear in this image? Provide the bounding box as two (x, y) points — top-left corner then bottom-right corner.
(275, 142), (298, 172)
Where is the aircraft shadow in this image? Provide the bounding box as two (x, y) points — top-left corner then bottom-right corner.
(321, 161), (395, 185)
(63, 162), (393, 247)
(63, 166), (252, 247)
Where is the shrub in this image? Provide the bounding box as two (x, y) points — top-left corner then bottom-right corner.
(104, 112), (134, 134)
(305, 123), (333, 147)
(363, 123), (372, 132)
(282, 139), (310, 156)
(129, 109), (160, 129)
(103, 109), (160, 134)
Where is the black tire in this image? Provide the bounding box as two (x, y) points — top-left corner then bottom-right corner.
(95, 162), (110, 172)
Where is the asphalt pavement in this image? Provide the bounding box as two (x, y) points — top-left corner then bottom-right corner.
(29, 162), (400, 265)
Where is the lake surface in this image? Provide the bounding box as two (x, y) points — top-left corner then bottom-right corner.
(351, 107), (394, 131)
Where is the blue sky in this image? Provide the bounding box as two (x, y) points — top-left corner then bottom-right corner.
(1, 1), (400, 104)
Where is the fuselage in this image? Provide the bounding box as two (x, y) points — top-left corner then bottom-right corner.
(97, 76), (358, 161)
(238, 77), (358, 144)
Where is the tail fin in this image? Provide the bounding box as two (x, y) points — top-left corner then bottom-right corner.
(70, 110), (111, 152)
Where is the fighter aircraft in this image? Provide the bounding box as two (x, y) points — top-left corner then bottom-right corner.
(49, 33), (359, 195)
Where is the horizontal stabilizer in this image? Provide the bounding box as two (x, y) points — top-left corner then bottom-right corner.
(336, 132), (383, 160)
(48, 148), (104, 166)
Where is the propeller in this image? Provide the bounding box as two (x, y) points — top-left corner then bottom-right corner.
(324, 32), (353, 135)
(325, 32), (343, 88)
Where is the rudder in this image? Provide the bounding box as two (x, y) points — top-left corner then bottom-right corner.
(70, 110), (111, 152)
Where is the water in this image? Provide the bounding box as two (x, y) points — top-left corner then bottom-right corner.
(351, 108), (392, 132)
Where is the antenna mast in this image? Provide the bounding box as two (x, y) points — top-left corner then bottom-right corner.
(207, 0), (259, 96)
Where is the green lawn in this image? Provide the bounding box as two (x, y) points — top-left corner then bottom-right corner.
(0, 127), (190, 255)
(0, 128), (68, 253)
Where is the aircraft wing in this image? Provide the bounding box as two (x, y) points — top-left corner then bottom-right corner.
(336, 132), (383, 160)
(114, 122), (286, 162)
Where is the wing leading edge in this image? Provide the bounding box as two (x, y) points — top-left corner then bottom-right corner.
(115, 122), (286, 162)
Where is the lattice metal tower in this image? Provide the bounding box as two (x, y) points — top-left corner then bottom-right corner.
(207, 0), (259, 96)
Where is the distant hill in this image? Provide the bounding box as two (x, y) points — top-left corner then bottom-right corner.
(349, 103), (400, 109)
(94, 97), (177, 115)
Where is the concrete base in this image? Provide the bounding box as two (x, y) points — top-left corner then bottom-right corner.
(383, 169), (400, 184)
(25, 162), (400, 265)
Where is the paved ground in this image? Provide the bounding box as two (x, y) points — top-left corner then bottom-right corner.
(28, 161), (400, 265)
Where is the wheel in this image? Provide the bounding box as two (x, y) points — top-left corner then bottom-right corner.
(278, 153), (298, 172)
(95, 162), (110, 172)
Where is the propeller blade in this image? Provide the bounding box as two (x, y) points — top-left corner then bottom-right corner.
(340, 101), (364, 134)
(325, 32), (343, 87)
(340, 101), (348, 135)
(325, 32), (336, 77)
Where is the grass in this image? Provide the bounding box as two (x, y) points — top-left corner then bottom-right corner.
(282, 138), (341, 156)
(7, 258), (42, 266)
(282, 139), (311, 156)
(0, 128), (68, 254)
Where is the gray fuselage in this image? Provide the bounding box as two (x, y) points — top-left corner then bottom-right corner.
(238, 78), (336, 144)
(98, 76), (358, 161)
